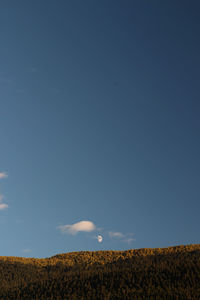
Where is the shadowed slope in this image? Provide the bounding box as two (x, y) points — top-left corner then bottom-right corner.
(0, 244), (200, 299)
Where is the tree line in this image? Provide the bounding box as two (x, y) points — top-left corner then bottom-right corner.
(0, 244), (199, 299)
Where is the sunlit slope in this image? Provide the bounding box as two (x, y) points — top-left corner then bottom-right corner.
(0, 244), (200, 299)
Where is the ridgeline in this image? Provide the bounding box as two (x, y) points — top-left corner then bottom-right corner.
(0, 244), (199, 299)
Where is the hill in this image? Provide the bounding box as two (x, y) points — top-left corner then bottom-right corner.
(0, 244), (199, 299)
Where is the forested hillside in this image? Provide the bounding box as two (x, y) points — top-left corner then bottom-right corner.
(0, 244), (199, 299)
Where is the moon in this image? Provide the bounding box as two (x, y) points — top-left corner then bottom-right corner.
(97, 235), (103, 243)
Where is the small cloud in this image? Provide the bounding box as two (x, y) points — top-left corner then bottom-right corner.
(109, 231), (135, 243)
(58, 220), (96, 235)
(109, 231), (125, 238)
(124, 238), (135, 244)
(0, 174), (8, 210)
(0, 203), (8, 210)
(0, 172), (8, 179)
(22, 249), (32, 253)
(0, 195), (8, 210)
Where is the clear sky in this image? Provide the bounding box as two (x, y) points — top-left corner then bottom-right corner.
(0, 1), (200, 258)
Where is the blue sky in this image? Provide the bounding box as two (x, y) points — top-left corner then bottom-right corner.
(0, 1), (200, 258)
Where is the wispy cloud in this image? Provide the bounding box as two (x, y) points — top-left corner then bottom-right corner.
(109, 231), (135, 244)
(124, 238), (135, 244)
(0, 172), (8, 179)
(109, 231), (125, 238)
(0, 174), (8, 210)
(58, 220), (96, 235)
(0, 203), (8, 210)
(0, 195), (8, 210)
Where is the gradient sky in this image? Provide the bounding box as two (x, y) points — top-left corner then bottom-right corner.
(0, 1), (200, 258)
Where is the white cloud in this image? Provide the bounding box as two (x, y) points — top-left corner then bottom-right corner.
(0, 172), (8, 179)
(0, 195), (8, 210)
(124, 238), (135, 244)
(0, 203), (8, 210)
(109, 231), (135, 243)
(58, 220), (96, 235)
(109, 231), (125, 238)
